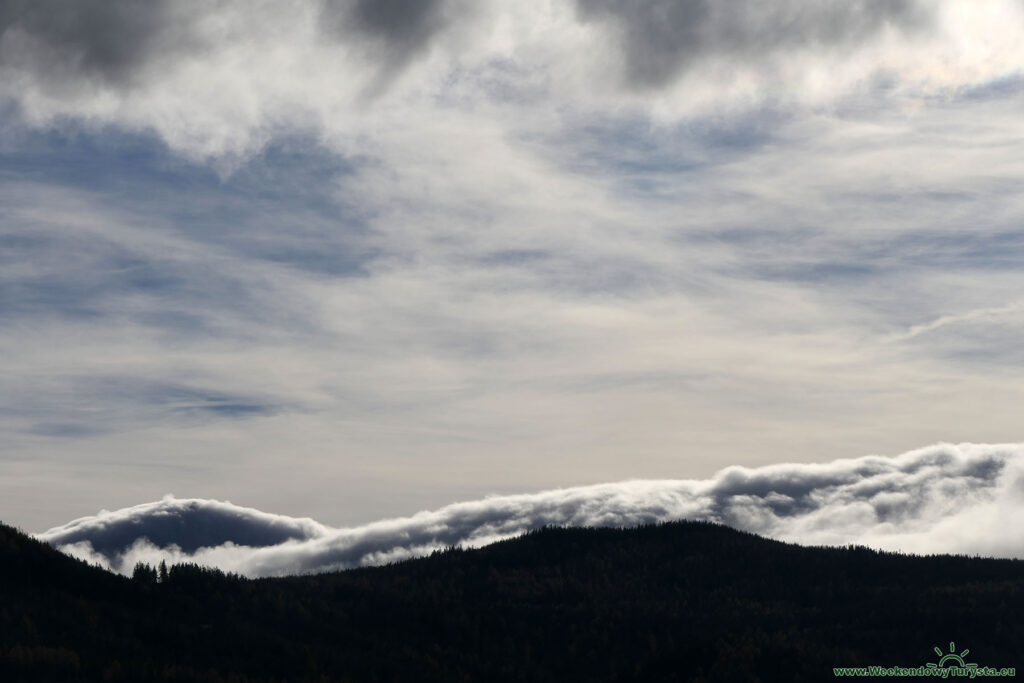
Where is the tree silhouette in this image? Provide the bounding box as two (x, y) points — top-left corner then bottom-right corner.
(132, 562), (157, 584)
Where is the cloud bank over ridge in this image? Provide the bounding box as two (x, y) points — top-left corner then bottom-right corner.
(39, 442), (1024, 577)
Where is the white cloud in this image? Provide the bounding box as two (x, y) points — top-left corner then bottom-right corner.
(3, 1), (1024, 535)
(39, 442), (1024, 577)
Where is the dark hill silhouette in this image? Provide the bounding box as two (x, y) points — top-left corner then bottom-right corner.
(1, 519), (1021, 682)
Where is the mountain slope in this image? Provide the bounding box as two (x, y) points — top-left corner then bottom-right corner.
(2, 520), (1022, 682)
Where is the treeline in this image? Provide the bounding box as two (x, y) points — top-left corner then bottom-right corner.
(1, 520), (1022, 682)
(131, 560), (242, 587)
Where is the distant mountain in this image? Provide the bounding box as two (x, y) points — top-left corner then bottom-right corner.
(3, 519), (1021, 682)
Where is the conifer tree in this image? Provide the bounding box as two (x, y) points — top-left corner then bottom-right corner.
(132, 562), (156, 584)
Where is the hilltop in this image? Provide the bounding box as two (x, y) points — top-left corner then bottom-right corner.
(1, 519), (1021, 681)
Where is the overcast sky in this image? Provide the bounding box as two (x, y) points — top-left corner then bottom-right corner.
(3, 1), (1024, 533)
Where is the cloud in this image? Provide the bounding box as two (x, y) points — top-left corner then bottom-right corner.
(0, 0), (451, 95)
(41, 494), (327, 555)
(3, 1), (1024, 540)
(321, 0), (458, 87)
(3, 0), (1021, 159)
(574, 0), (931, 89)
(38, 442), (1024, 577)
(889, 301), (1024, 343)
(0, 0), (187, 89)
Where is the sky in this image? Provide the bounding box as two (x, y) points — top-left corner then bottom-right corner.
(2, 0), (1024, 536)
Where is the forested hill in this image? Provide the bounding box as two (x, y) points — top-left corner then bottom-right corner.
(1, 519), (1021, 682)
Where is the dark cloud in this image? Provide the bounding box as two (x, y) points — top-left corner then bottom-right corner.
(38, 443), (1024, 577)
(320, 0), (454, 86)
(349, 0), (445, 52)
(0, 0), (180, 88)
(0, 0), (460, 96)
(72, 377), (285, 422)
(41, 496), (325, 555)
(27, 422), (102, 438)
(575, 0), (932, 88)
(0, 375), (285, 443)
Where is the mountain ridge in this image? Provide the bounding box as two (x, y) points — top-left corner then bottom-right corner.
(3, 518), (1022, 681)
